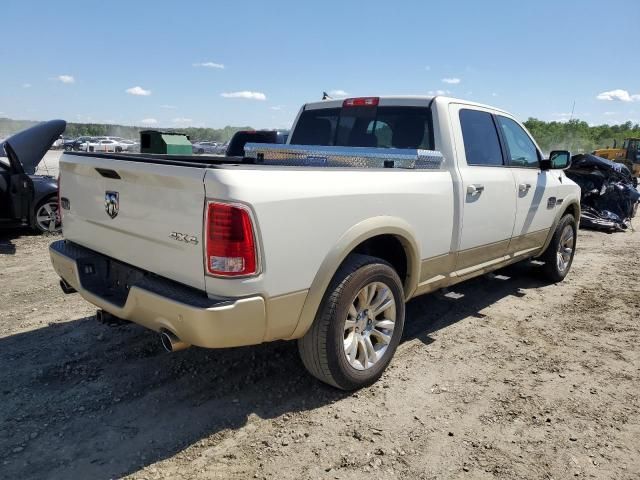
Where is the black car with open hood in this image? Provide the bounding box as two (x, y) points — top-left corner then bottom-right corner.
(0, 119), (66, 233)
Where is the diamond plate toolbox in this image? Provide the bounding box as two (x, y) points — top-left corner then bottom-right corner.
(243, 143), (444, 170)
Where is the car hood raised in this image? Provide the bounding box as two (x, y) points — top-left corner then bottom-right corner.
(2, 120), (66, 174)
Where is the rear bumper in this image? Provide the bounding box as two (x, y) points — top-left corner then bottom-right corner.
(49, 240), (267, 348)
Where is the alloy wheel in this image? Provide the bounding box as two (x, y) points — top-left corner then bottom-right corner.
(343, 281), (396, 370)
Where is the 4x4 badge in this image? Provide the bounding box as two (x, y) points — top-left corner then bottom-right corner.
(105, 191), (119, 219)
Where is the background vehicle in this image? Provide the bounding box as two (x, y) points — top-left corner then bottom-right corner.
(50, 96), (580, 390)
(565, 153), (639, 230)
(225, 129), (289, 156)
(1, 120), (65, 233)
(192, 141), (221, 154)
(593, 138), (640, 176)
(64, 136), (93, 151)
(115, 138), (139, 152)
(80, 138), (127, 153)
(51, 135), (64, 149)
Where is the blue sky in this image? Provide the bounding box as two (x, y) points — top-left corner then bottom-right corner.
(0, 0), (638, 129)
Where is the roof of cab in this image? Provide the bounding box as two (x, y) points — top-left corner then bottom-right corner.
(303, 95), (510, 115)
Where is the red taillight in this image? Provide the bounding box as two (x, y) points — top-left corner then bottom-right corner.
(343, 97), (379, 107)
(205, 201), (257, 276)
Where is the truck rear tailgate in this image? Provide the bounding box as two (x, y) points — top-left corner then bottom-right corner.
(59, 153), (207, 291)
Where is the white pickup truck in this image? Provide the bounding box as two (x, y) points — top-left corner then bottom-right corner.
(49, 96), (580, 390)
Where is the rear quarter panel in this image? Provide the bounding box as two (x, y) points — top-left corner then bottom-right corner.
(203, 167), (455, 300)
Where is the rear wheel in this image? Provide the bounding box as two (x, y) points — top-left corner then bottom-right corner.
(539, 214), (576, 282)
(33, 197), (61, 233)
(298, 254), (405, 390)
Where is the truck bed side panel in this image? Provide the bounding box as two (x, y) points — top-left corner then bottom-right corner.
(203, 167), (455, 299)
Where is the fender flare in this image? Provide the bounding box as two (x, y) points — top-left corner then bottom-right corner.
(289, 216), (421, 339)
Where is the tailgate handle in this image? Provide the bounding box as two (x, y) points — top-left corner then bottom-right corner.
(95, 168), (121, 179)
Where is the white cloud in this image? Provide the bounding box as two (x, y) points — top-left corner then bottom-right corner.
(57, 75), (75, 84)
(270, 105), (283, 111)
(604, 111), (617, 116)
(172, 117), (193, 124)
(192, 62), (225, 69)
(427, 89), (451, 96)
(140, 118), (158, 125)
(442, 77), (461, 84)
(424, 66), (431, 71)
(126, 86), (152, 96)
(221, 91), (266, 100)
(328, 89), (349, 97)
(160, 104), (177, 109)
(596, 89), (640, 102)
(22, 83), (32, 88)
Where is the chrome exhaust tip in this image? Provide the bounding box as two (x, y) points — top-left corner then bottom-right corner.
(59, 279), (76, 294)
(160, 331), (190, 352)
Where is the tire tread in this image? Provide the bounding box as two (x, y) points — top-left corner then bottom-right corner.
(298, 254), (399, 389)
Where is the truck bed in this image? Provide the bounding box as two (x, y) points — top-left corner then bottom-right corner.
(65, 143), (445, 171)
(64, 151), (243, 169)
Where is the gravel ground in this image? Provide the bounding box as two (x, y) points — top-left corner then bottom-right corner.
(0, 223), (639, 480)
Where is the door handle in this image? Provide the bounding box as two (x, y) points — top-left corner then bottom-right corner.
(467, 184), (485, 195)
(518, 183), (532, 193)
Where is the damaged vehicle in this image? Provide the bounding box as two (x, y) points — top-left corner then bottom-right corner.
(0, 120), (66, 233)
(564, 153), (640, 231)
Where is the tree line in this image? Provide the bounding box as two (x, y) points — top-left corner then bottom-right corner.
(2, 116), (640, 153)
(0, 118), (252, 143)
(523, 118), (640, 154)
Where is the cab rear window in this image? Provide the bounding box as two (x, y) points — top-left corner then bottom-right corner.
(290, 106), (434, 150)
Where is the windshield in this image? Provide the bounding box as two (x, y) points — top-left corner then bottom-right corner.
(290, 106), (433, 150)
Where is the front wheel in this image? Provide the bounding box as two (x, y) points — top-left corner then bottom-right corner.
(298, 254), (405, 390)
(33, 197), (61, 233)
(539, 213), (577, 282)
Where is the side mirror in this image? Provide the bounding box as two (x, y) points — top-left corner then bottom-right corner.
(541, 150), (571, 170)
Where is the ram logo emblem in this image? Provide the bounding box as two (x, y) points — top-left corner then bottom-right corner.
(105, 191), (119, 219)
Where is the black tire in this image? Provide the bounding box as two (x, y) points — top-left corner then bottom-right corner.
(539, 214), (577, 283)
(298, 254), (405, 390)
(32, 196), (61, 234)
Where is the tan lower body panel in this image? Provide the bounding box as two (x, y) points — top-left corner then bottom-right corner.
(508, 228), (549, 257)
(50, 245), (307, 348)
(264, 290), (309, 341)
(455, 239), (511, 271)
(413, 229), (549, 298)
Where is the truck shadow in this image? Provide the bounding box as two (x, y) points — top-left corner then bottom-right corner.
(0, 227), (29, 254)
(0, 261), (546, 480)
(403, 261), (547, 345)
(0, 227), (55, 255)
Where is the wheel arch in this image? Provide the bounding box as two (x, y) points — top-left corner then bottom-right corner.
(30, 191), (57, 225)
(289, 216), (420, 339)
(537, 199), (580, 256)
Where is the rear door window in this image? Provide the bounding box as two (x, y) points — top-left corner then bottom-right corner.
(459, 109), (504, 166)
(290, 106), (433, 150)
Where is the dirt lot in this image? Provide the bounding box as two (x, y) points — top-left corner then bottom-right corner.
(1, 224), (639, 480)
